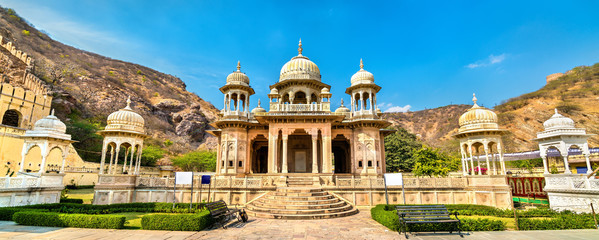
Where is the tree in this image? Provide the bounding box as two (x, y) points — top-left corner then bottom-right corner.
(384, 127), (423, 172)
(412, 147), (459, 177)
(141, 145), (166, 166)
(171, 150), (216, 172)
(66, 118), (103, 162)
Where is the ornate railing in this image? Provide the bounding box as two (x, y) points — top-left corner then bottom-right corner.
(269, 102), (330, 112)
(333, 176), (468, 189)
(544, 174), (599, 191)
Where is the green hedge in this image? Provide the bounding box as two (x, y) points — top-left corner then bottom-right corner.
(518, 214), (597, 230)
(13, 212), (125, 229)
(4, 202), (207, 214)
(141, 212), (213, 231)
(372, 205), (506, 232)
(0, 208), (48, 221)
(60, 198), (84, 204)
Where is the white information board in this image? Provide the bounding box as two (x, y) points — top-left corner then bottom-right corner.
(175, 172), (193, 185)
(384, 173), (403, 186)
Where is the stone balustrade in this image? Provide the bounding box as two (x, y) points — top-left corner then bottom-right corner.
(0, 174), (64, 207)
(544, 174), (599, 213)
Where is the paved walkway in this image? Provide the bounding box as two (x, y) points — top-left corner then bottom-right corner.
(0, 210), (597, 240)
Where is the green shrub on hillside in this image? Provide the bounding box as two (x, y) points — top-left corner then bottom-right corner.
(13, 212), (125, 229)
(141, 212), (213, 231)
(171, 150), (216, 172)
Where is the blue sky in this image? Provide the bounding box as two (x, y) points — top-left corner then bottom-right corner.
(3, 0), (599, 112)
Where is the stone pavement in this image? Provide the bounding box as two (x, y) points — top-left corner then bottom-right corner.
(0, 210), (597, 240)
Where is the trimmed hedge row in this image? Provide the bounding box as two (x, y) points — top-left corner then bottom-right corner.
(141, 212), (214, 231)
(0, 208), (48, 221)
(6, 202), (207, 214)
(60, 198), (84, 204)
(518, 215), (597, 230)
(13, 212), (126, 229)
(446, 204), (557, 218)
(371, 205), (506, 232)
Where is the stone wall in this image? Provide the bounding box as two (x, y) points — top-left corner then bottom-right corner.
(93, 174), (513, 209)
(0, 35), (48, 95)
(0, 173), (64, 207)
(544, 174), (599, 213)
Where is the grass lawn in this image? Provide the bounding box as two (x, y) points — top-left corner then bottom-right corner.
(66, 189), (94, 204)
(460, 215), (551, 230)
(108, 212), (149, 229)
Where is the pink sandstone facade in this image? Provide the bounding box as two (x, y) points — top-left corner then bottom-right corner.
(209, 41), (391, 179)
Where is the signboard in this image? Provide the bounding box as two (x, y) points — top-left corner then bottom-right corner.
(175, 172), (193, 185)
(201, 175), (211, 184)
(384, 173), (403, 186)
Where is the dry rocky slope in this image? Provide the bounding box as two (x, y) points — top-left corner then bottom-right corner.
(383, 64), (599, 153)
(0, 7), (219, 155)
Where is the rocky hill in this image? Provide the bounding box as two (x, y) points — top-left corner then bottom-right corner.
(0, 7), (220, 161)
(383, 63), (599, 153)
(382, 104), (470, 152)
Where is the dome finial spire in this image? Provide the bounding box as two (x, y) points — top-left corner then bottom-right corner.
(236, 61), (241, 71)
(298, 38), (303, 55)
(360, 58), (364, 70)
(125, 96), (132, 110)
(50, 108), (55, 116)
(258, 99), (261, 107)
(472, 93), (478, 106)
(340, 98), (345, 106)
(554, 108), (558, 114)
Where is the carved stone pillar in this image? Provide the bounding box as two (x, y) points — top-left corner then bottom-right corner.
(563, 154), (572, 174)
(312, 132), (318, 173)
(467, 144), (474, 175)
(282, 134), (289, 173)
(542, 155), (549, 174)
(483, 145), (490, 175)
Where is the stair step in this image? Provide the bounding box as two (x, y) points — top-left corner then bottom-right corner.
(266, 194), (334, 201)
(277, 187), (322, 193)
(271, 191), (327, 197)
(251, 201), (346, 210)
(246, 204), (353, 215)
(246, 208), (359, 220)
(258, 198), (341, 205)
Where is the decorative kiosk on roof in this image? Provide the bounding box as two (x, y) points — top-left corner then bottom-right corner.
(454, 94), (509, 176)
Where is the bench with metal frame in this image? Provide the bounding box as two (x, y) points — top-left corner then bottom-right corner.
(396, 205), (462, 238)
(205, 200), (242, 229)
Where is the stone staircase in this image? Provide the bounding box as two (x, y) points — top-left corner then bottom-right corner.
(245, 177), (358, 219)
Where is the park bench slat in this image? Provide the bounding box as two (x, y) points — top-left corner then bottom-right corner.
(205, 200), (243, 229)
(395, 205), (462, 238)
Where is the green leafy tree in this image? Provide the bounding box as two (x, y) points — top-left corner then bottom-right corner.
(171, 150), (216, 172)
(384, 127), (422, 172)
(66, 118), (104, 162)
(141, 145), (166, 166)
(412, 147), (459, 177)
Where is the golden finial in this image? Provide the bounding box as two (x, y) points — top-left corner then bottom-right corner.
(298, 38), (303, 55)
(360, 58), (364, 70)
(237, 61), (241, 71)
(472, 93), (478, 105)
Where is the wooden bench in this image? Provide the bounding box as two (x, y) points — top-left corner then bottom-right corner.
(395, 205), (461, 238)
(205, 200), (242, 229)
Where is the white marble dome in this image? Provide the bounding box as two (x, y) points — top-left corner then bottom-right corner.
(279, 40), (321, 82)
(251, 99), (267, 114)
(458, 94), (499, 132)
(105, 97), (145, 133)
(351, 59), (374, 86)
(33, 110), (66, 134)
(269, 88), (279, 95)
(335, 99), (350, 113)
(226, 61), (250, 86)
(543, 109), (575, 130)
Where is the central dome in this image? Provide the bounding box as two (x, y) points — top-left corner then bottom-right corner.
(279, 40), (321, 82)
(543, 109), (575, 130)
(105, 97), (145, 134)
(351, 59), (374, 86)
(458, 94), (499, 132)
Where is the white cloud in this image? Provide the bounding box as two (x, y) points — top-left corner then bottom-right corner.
(379, 102), (411, 113)
(466, 54), (507, 69)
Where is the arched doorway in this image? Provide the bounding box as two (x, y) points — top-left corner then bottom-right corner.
(251, 135), (268, 173)
(332, 135), (351, 173)
(2, 110), (21, 127)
